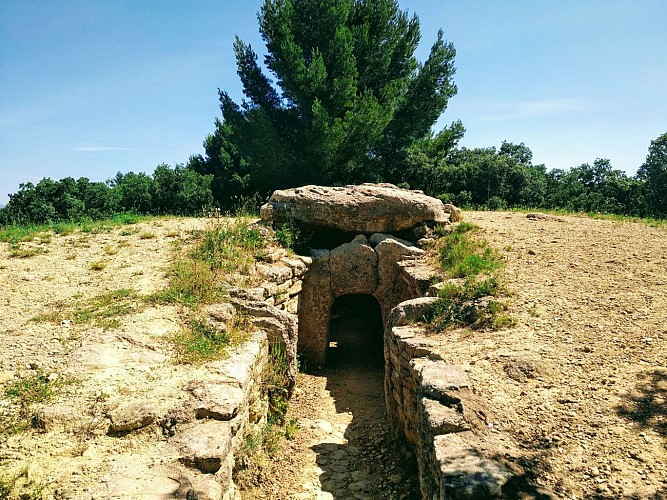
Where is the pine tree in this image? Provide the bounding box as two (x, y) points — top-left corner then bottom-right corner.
(190, 0), (461, 206)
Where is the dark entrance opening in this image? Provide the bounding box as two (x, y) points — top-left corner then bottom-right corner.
(326, 294), (384, 368)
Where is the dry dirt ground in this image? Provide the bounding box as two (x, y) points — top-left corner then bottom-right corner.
(1, 212), (666, 500)
(436, 211), (667, 499)
(0, 217), (212, 498)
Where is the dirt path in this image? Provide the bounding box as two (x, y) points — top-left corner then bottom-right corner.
(241, 308), (420, 499)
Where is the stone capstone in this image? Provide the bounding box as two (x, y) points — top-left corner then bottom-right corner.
(261, 183), (450, 233)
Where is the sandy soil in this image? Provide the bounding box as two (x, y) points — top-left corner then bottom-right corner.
(0, 217), (210, 498)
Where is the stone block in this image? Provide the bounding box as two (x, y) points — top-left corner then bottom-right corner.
(421, 398), (470, 435)
(107, 402), (155, 434)
(330, 235), (378, 297)
(413, 359), (470, 405)
(434, 433), (512, 499)
(175, 420), (232, 474)
(186, 380), (246, 421)
(256, 263), (293, 283)
(280, 257), (308, 277)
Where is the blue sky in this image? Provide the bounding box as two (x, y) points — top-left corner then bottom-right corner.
(1, 1), (665, 205)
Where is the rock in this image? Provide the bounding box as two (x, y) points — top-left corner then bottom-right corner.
(413, 359), (471, 405)
(107, 402), (155, 434)
(34, 405), (82, 432)
(443, 204), (463, 223)
(205, 303), (236, 325)
(185, 380), (245, 421)
(330, 235), (378, 297)
(373, 235), (425, 319)
(190, 475), (225, 500)
(297, 249), (333, 365)
(386, 297), (438, 328)
(526, 212), (565, 222)
(230, 299), (298, 391)
(349, 480), (373, 493)
(174, 420), (232, 474)
(256, 263), (293, 282)
(435, 433), (513, 499)
(261, 184), (450, 233)
(421, 398), (470, 434)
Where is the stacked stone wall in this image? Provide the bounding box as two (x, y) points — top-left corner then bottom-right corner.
(384, 299), (513, 499)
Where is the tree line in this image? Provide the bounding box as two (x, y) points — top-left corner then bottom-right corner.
(0, 165), (214, 226)
(1, 0), (665, 226)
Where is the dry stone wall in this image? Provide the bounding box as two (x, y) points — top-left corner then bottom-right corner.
(384, 299), (514, 499)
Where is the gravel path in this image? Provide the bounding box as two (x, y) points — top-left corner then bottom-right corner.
(241, 309), (421, 499)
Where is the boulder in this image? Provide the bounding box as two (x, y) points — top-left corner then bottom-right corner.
(443, 203), (464, 223)
(261, 183), (450, 233)
(107, 402), (156, 434)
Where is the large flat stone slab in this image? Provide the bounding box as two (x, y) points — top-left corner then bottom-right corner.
(261, 183), (449, 233)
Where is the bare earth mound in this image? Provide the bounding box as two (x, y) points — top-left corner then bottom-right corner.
(439, 212), (667, 499)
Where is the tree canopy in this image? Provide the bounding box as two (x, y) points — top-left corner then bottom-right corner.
(637, 131), (667, 218)
(189, 0), (461, 207)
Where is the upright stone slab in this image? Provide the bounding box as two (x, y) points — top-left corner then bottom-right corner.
(330, 235), (378, 297)
(297, 249), (333, 366)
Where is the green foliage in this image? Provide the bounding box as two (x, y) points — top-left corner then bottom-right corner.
(274, 219), (310, 253)
(153, 257), (223, 308)
(638, 131), (667, 218)
(172, 316), (233, 364)
(192, 0), (459, 208)
(194, 219), (266, 273)
(4, 372), (54, 404)
(437, 222), (501, 278)
(2, 370), (73, 440)
(429, 223), (512, 333)
(33, 289), (142, 331)
(154, 219), (266, 308)
(0, 165), (213, 227)
(264, 342), (291, 425)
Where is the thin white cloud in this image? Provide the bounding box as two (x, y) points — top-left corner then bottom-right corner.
(483, 98), (587, 121)
(75, 146), (138, 152)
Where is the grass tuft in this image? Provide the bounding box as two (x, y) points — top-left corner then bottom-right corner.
(429, 223), (514, 333)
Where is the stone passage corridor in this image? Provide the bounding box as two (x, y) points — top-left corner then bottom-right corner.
(242, 296), (420, 499)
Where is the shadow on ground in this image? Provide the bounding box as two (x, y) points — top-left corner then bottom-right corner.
(617, 369), (667, 437)
(310, 295), (420, 499)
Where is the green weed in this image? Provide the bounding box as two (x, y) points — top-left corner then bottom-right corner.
(90, 260), (107, 271)
(429, 223), (514, 333)
(1, 370), (73, 441)
(194, 219), (266, 273)
(264, 342), (291, 425)
(436, 223), (502, 278)
(103, 245), (119, 255)
(33, 289), (141, 331)
(150, 258), (222, 308)
(8, 246), (47, 259)
(172, 316), (233, 364)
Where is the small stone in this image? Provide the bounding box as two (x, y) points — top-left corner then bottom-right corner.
(349, 480), (373, 493)
(107, 402), (155, 434)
